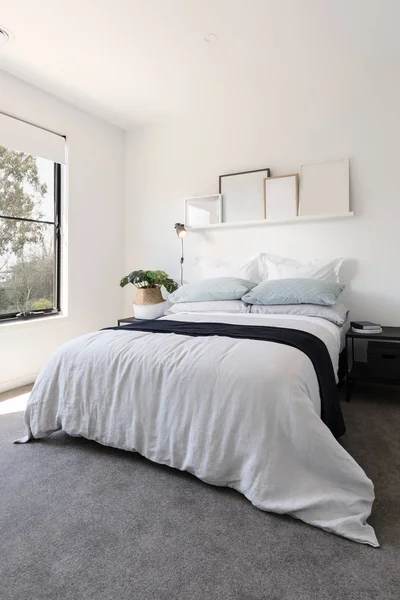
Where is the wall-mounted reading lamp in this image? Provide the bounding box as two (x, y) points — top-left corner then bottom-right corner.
(174, 223), (188, 285)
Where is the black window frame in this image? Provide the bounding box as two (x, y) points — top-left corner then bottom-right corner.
(0, 162), (62, 323)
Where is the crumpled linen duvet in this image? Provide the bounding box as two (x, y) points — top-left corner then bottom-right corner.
(17, 312), (378, 547)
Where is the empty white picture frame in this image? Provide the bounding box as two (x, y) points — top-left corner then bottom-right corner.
(264, 174), (299, 220)
(299, 159), (350, 216)
(185, 194), (222, 227)
(219, 168), (271, 223)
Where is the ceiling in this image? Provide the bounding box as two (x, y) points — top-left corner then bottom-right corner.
(0, 0), (399, 129)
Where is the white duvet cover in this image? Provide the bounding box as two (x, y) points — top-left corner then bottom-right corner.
(20, 312), (378, 546)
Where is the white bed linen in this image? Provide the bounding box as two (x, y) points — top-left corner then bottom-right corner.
(168, 300), (250, 314)
(19, 312), (378, 546)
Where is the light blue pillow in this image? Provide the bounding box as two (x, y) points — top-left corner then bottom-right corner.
(169, 277), (256, 303)
(242, 278), (345, 306)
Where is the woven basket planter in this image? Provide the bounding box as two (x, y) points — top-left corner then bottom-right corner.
(133, 286), (165, 319)
(134, 287), (163, 306)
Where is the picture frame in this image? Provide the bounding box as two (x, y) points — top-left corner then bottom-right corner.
(219, 167), (271, 223)
(299, 159), (349, 216)
(184, 194), (222, 228)
(263, 174), (299, 220)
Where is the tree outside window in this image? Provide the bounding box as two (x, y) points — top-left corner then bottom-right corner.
(0, 145), (60, 318)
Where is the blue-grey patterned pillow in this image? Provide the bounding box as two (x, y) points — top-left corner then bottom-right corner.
(169, 278), (256, 303)
(242, 278), (345, 306)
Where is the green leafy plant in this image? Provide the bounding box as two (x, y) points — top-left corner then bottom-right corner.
(120, 270), (178, 294)
(31, 298), (53, 310)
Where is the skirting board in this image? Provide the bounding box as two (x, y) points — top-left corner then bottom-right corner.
(0, 372), (37, 395)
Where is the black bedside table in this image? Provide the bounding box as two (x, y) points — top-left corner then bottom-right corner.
(346, 326), (400, 400)
(117, 316), (163, 326)
(117, 316), (145, 326)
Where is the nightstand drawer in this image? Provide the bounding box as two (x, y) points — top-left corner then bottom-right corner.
(367, 342), (400, 380)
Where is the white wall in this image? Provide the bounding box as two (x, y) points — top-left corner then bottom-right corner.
(124, 61), (400, 325)
(0, 72), (125, 392)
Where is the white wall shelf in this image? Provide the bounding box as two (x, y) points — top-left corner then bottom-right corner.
(188, 211), (354, 231)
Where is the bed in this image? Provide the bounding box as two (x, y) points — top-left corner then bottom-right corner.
(16, 311), (378, 547)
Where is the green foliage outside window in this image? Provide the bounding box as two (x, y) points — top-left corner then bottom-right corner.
(0, 145), (54, 315)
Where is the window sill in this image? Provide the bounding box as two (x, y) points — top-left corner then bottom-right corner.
(0, 313), (68, 331)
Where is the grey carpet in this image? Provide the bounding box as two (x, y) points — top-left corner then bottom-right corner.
(1, 385), (400, 600)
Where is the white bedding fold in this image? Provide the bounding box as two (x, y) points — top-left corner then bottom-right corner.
(19, 312), (378, 546)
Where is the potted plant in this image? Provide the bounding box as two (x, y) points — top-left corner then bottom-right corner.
(120, 270), (178, 319)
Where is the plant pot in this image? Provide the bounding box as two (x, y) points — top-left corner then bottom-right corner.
(133, 302), (166, 319)
(134, 287), (163, 306)
(133, 287), (166, 319)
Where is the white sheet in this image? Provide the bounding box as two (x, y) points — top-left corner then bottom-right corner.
(19, 312), (378, 546)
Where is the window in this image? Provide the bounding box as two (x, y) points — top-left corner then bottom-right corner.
(0, 113), (65, 322)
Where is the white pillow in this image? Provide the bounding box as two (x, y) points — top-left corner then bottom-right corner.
(196, 255), (261, 283)
(250, 303), (349, 326)
(168, 300), (250, 314)
(259, 253), (344, 283)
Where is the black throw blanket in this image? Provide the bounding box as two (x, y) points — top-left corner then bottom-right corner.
(106, 320), (345, 438)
